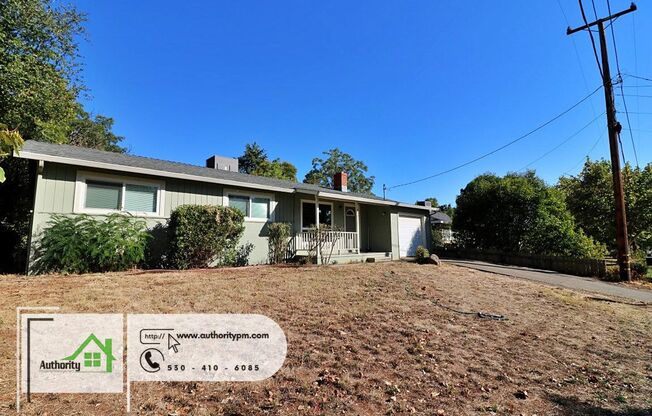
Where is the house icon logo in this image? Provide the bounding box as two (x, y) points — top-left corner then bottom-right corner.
(62, 333), (116, 373)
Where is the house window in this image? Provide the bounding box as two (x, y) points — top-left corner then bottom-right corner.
(84, 352), (101, 367)
(227, 193), (272, 221)
(85, 181), (122, 210)
(124, 184), (158, 212)
(228, 195), (250, 216)
(302, 202), (332, 229)
(76, 172), (164, 217)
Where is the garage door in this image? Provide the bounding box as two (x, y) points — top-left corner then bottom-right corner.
(398, 216), (424, 257)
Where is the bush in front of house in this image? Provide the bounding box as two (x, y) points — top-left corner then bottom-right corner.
(167, 205), (245, 269)
(415, 245), (430, 264)
(33, 214), (150, 274)
(268, 222), (292, 264)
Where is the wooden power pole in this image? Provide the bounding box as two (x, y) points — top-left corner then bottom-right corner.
(567, 3), (636, 281)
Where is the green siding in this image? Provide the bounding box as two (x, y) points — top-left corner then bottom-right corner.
(27, 162), (429, 271)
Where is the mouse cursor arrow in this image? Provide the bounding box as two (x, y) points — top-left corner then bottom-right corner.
(168, 333), (180, 353)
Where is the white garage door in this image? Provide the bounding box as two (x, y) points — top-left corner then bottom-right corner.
(398, 216), (424, 257)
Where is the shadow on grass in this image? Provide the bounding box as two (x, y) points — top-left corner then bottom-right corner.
(548, 394), (652, 416)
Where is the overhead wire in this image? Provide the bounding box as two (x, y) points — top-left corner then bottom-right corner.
(578, 0), (603, 77)
(518, 111), (605, 172)
(606, 0), (639, 167)
(563, 127), (608, 176)
(387, 85), (603, 190)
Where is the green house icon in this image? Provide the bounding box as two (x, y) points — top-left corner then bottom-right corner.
(62, 333), (116, 373)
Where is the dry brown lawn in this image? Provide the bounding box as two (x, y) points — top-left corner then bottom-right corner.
(1, 262), (651, 415)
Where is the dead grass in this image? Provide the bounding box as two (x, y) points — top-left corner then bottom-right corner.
(1, 262), (651, 415)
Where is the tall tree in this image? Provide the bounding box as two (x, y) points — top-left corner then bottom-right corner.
(238, 142), (297, 181)
(238, 142), (268, 175)
(0, 0), (125, 272)
(454, 171), (605, 258)
(558, 159), (652, 253)
(303, 148), (375, 194)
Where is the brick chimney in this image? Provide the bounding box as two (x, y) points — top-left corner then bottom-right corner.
(334, 172), (348, 192)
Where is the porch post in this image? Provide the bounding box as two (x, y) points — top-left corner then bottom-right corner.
(314, 194), (321, 264)
(355, 202), (360, 254)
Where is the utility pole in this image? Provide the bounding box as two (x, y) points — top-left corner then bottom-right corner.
(567, 2), (636, 281)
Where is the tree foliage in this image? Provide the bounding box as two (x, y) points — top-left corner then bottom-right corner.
(303, 148), (375, 194)
(238, 142), (297, 181)
(0, 0), (126, 272)
(0, 125), (24, 182)
(453, 171), (606, 259)
(558, 159), (652, 252)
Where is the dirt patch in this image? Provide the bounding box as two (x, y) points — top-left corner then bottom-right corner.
(1, 262), (651, 415)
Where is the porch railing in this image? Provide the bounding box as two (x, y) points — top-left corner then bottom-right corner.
(292, 231), (359, 255)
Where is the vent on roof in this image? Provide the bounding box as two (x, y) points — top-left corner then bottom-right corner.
(206, 155), (239, 172)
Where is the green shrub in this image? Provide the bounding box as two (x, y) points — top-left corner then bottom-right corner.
(221, 243), (254, 267)
(33, 214), (149, 274)
(631, 261), (648, 280)
(167, 205), (245, 269)
(415, 245), (430, 264)
(603, 265), (621, 282)
(268, 222), (292, 264)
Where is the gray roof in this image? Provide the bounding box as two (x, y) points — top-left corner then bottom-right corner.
(18, 140), (431, 210)
(430, 211), (452, 224)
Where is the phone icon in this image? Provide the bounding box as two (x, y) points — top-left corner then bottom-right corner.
(140, 348), (164, 373)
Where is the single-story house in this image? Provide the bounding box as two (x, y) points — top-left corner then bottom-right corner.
(17, 141), (433, 273)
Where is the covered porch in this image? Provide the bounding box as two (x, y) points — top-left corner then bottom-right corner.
(289, 194), (394, 262)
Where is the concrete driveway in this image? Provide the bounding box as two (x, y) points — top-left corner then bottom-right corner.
(444, 259), (652, 303)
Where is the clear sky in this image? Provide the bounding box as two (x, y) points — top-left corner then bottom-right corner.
(74, 0), (651, 205)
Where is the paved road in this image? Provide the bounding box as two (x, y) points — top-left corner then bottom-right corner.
(444, 259), (652, 303)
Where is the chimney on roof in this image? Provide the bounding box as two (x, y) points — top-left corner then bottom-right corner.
(416, 200), (432, 208)
(334, 172), (348, 192)
(206, 155), (239, 172)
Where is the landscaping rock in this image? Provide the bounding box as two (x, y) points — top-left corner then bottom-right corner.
(427, 254), (441, 265)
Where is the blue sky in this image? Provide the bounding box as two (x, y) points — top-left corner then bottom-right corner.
(74, 0), (651, 205)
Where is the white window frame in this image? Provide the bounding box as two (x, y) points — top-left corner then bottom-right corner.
(223, 189), (275, 222)
(300, 199), (334, 231)
(74, 171), (165, 217)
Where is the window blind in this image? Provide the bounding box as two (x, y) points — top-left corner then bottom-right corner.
(124, 184), (157, 213)
(85, 181), (122, 210)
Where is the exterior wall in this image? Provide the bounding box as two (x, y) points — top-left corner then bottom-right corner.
(28, 162), (294, 271)
(27, 162), (431, 271)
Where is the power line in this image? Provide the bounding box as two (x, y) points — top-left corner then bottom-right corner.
(579, 0), (604, 77)
(616, 94), (652, 98)
(518, 111), (605, 172)
(606, 0), (639, 168)
(556, 0), (601, 135)
(563, 127), (608, 176)
(387, 85), (603, 190)
(624, 73), (652, 83)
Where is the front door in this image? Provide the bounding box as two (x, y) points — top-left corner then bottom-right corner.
(345, 206), (357, 232)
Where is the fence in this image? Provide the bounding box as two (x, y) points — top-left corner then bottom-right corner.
(436, 248), (607, 278)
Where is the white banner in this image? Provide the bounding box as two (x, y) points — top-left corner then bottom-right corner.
(127, 314), (287, 382)
(21, 314), (123, 393)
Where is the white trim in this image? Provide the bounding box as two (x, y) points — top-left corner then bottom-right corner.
(300, 199), (333, 230)
(19, 151), (294, 194)
(74, 171), (165, 217)
(223, 188), (276, 222)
